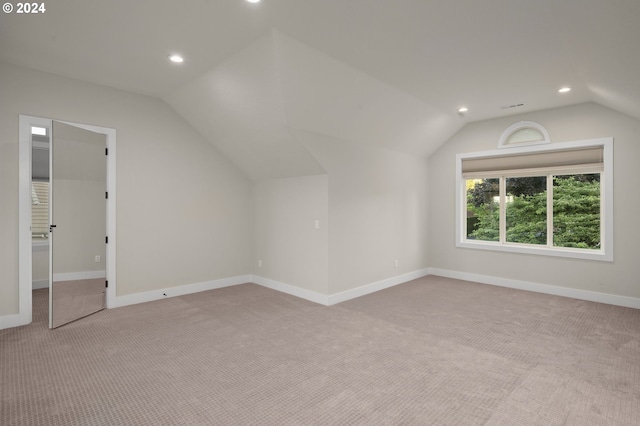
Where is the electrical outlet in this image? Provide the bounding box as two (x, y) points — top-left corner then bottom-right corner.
(258, 259), (262, 268)
(394, 259), (398, 268)
(95, 255), (101, 263)
(314, 219), (320, 229)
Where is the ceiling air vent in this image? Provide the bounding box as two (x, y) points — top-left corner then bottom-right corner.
(500, 103), (525, 110)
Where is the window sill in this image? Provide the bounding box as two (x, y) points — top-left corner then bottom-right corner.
(457, 240), (612, 262)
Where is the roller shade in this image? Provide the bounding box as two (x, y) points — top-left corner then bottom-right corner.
(462, 146), (603, 174)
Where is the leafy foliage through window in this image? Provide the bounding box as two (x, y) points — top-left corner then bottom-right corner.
(553, 175), (600, 249)
(466, 174), (601, 249)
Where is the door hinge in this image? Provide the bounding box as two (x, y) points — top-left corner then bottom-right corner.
(105, 191), (108, 199)
(106, 236), (109, 244)
(105, 148), (108, 155)
(105, 280), (109, 288)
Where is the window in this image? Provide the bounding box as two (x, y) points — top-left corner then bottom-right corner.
(32, 181), (49, 240)
(31, 126), (48, 136)
(498, 121), (550, 148)
(456, 138), (613, 261)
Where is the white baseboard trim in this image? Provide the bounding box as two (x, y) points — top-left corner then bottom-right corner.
(251, 275), (329, 305)
(32, 279), (49, 290)
(53, 270), (106, 282)
(251, 268), (431, 306)
(0, 312), (30, 330)
(429, 268), (640, 309)
(327, 268), (431, 305)
(110, 275), (252, 309)
(5, 267), (637, 330)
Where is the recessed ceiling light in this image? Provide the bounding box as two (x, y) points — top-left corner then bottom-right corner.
(558, 87), (571, 93)
(169, 54), (184, 64)
(246, 0), (261, 3)
(457, 107), (469, 113)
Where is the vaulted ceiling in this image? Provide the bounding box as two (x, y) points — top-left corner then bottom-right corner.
(2, 0), (639, 179)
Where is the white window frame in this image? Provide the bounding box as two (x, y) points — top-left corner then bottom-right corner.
(456, 137), (613, 261)
(498, 120), (550, 148)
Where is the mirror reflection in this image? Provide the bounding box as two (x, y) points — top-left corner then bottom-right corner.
(48, 122), (107, 328)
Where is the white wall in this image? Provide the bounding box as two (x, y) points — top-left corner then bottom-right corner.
(295, 129), (430, 295)
(253, 174), (329, 295)
(0, 79), (19, 314)
(0, 62), (252, 318)
(428, 102), (640, 299)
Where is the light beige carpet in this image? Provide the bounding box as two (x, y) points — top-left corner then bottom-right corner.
(1, 276), (639, 425)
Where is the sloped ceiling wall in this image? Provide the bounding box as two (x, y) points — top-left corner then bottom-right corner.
(165, 31), (460, 180)
(164, 33), (324, 180)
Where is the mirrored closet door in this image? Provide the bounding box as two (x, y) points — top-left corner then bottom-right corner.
(49, 121), (107, 328)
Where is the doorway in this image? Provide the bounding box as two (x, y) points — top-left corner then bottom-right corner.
(18, 115), (117, 329)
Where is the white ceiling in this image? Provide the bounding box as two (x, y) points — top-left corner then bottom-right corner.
(2, 0), (639, 178)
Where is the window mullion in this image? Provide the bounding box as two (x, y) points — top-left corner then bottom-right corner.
(600, 172), (605, 251)
(547, 174), (553, 247)
(499, 176), (506, 244)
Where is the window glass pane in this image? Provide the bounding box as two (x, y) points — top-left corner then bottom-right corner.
(506, 176), (547, 245)
(466, 178), (499, 241)
(31, 126), (47, 136)
(553, 174), (600, 249)
(507, 127), (545, 144)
